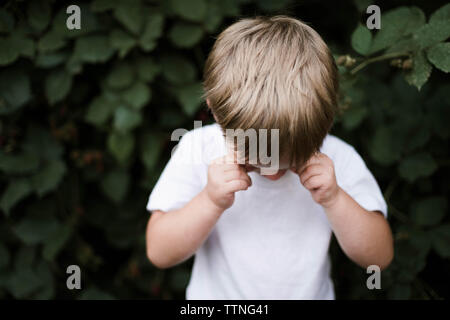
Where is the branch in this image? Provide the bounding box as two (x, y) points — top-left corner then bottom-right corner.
(350, 52), (411, 75)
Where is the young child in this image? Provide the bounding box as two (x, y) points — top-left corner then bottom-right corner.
(145, 16), (393, 299)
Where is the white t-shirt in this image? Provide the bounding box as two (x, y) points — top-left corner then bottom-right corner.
(146, 123), (387, 300)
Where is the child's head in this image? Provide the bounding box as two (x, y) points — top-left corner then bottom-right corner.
(203, 16), (339, 170)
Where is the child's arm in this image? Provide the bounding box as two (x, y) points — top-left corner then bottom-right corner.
(292, 153), (394, 270)
(146, 155), (252, 269)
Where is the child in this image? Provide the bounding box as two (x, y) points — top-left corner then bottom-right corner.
(145, 16), (393, 299)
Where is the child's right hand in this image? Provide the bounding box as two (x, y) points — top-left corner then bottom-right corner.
(204, 154), (252, 211)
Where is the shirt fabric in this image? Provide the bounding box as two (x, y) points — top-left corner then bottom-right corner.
(146, 123), (387, 300)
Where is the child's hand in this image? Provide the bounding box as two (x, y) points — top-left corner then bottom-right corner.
(292, 153), (340, 208)
(205, 154), (252, 211)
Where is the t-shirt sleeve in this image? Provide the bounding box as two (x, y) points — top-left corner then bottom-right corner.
(146, 130), (207, 213)
(336, 147), (388, 218)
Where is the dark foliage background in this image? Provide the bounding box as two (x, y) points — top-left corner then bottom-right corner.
(0, 0), (449, 299)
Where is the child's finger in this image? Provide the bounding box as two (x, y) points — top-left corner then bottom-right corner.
(225, 179), (250, 193)
(297, 154), (323, 174)
(211, 156), (239, 170)
(224, 170), (252, 186)
(224, 170), (246, 182)
(303, 175), (323, 190)
(225, 151), (247, 165)
(299, 164), (323, 185)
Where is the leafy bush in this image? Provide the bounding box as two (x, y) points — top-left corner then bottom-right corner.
(0, 0), (449, 299)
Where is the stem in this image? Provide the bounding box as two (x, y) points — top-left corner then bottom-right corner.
(387, 203), (410, 224)
(384, 177), (400, 202)
(350, 52), (411, 75)
(415, 278), (443, 300)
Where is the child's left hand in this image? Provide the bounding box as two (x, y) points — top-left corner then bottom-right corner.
(291, 153), (341, 208)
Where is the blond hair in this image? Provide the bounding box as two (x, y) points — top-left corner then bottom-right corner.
(203, 15), (339, 168)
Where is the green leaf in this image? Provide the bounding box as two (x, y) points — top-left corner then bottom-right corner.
(10, 33), (35, 59)
(413, 20), (450, 49)
(257, 0), (290, 12)
(100, 169), (130, 203)
(398, 152), (437, 182)
(431, 224), (450, 258)
(136, 57), (160, 82)
(429, 3), (450, 24)
(370, 7), (426, 54)
(0, 152), (40, 174)
(426, 84), (450, 139)
(31, 160), (67, 197)
(107, 131), (135, 164)
(0, 37), (19, 65)
(369, 127), (401, 166)
(161, 55), (196, 84)
(170, 0), (207, 22)
(385, 37), (421, 54)
(14, 246), (37, 270)
(36, 51), (69, 68)
(7, 266), (44, 299)
(79, 287), (116, 300)
(106, 63), (134, 89)
(45, 69), (73, 105)
(66, 54), (84, 75)
(85, 95), (116, 126)
(169, 268), (191, 291)
(109, 29), (136, 58)
(341, 105), (368, 130)
(140, 133), (163, 171)
(204, 2), (223, 33)
(42, 225), (72, 261)
(387, 284), (411, 300)
(74, 35), (115, 63)
(404, 51), (432, 90)
(351, 24), (372, 56)
(14, 216), (60, 245)
(38, 31), (66, 53)
(176, 82), (204, 115)
(217, 0), (241, 16)
(0, 179), (32, 216)
(0, 8), (15, 33)
(27, 0), (51, 32)
(22, 125), (64, 161)
(113, 1), (144, 35)
(34, 261), (54, 299)
(139, 13), (164, 52)
(411, 197), (447, 227)
(0, 69), (31, 114)
(121, 82), (151, 109)
(113, 106), (143, 132)
(169, 22), (204, 48)
(91, 0), (117, 12)
(427, 42), (450, 73)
